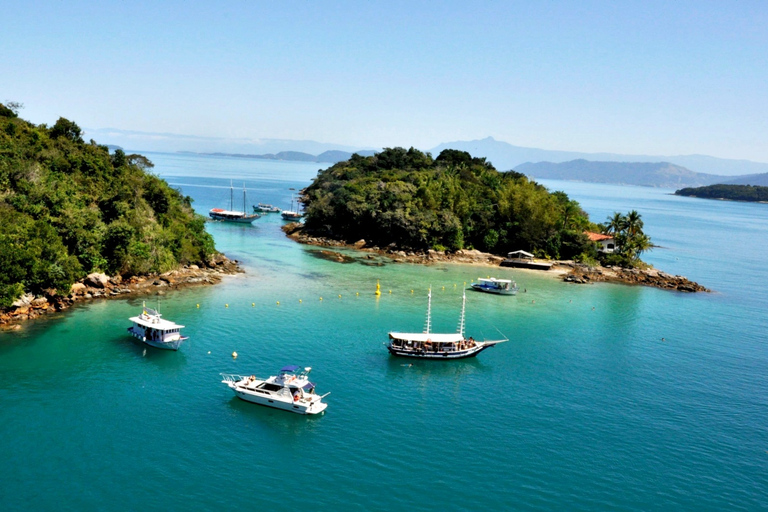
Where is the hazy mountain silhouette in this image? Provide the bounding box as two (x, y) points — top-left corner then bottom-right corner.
(430, 136), (768, 177)
(516, 160), (727, 188)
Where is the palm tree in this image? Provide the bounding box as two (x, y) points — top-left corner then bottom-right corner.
(625, 210), (644, 237)
(604, 212), (626, 235)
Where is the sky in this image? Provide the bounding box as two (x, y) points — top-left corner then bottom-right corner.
(3, 0), (768, 161)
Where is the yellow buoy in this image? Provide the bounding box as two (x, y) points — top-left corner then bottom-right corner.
(232, 351), (238, 358)
(277, 301), (280, 305)
(299, 299), (302, 303)
(225, 304), (229, 308)
(411, 289), (414, 294)
(375, 280), (381, 296)
(389, 290), (392, 294)
(196, 304), (200, 308)
(356, 292), (359, 296)
(252, 303), (255, 307)
(320, 297), (323, 301)
(338, 294), (342, 298)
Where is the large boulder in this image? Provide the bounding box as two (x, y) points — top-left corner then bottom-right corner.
(86, 273), (110, 288)
(70, 283), (87, 295)
(12, 293), (34, 308)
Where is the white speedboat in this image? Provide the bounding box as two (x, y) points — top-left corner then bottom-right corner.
(127, 303), (188, 350)
(470, 277), (519, 295)
(387, 290), (507, 359)
(221, 366), (329, 415)
(254, 203), (281, 213)
(210, 181), (260, 223)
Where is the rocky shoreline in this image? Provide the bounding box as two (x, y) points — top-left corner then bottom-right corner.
(282, 223), (709, 293)
(1, 254), (243, 329)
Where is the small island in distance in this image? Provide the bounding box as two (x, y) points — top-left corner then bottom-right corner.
(675, 184), (768, 203)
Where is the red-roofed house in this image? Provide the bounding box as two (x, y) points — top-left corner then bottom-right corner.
(585, 231), (616, 253)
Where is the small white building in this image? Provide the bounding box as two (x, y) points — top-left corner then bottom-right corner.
(585, 232), (615, 253)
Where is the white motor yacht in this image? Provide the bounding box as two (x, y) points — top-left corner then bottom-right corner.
(221, 366), (329, 415)
(470, 277), (519, 295)
(127, 303), (188, 350)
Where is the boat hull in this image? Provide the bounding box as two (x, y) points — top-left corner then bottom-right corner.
(469, 284), (518, 295)
(386, 344), (492, 359)
(127, 327), (186, 350)
(223, 380), (327, 415)
(209, 213), (258, 223)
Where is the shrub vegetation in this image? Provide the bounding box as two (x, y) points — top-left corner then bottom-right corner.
(0, 104), (216, 306)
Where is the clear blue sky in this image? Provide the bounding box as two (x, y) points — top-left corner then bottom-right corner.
(3, 0), (767, 161)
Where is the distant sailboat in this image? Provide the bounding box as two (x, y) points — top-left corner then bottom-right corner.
(281, 194), (304, 220)
(210, 181), (260, 223)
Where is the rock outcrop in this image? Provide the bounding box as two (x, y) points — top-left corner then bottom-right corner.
(563, 265), (709, 292)
(1, 256), (243, 328)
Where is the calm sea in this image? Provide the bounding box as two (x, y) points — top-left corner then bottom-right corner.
(1, 153), (766, 511)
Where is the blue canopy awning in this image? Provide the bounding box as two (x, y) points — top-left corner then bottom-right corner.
(280, 365), (300, 372)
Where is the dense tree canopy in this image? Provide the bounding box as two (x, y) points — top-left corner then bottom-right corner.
(302, 147), (601, 259)
(0, 104), (216, 306)
(676, 184), (768, 202)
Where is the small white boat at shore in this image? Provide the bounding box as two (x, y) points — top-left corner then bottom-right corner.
(221, 366), (329, 415)
(127, 303), (188, 350)
(387, 290), (507, 359)
(470, 277), (519, 295)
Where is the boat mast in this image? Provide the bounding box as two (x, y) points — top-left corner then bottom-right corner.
(243, 182), (246, 214)
(457, 292), (466, 337)
(423, 287), (432, 334)
(230, 180), (234, 211)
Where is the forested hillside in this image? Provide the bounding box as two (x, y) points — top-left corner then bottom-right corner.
(675, 184), (768, 202)
(301, 147), (601, 260)
(0, 103), (216, 306)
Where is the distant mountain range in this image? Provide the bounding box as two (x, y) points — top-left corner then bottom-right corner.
(430, 137), (768, 177)
(516, 160), (727, 189)
(177, 149), (377, 163)
(85, 128), (768, 187)
(83, 127), (378, 157)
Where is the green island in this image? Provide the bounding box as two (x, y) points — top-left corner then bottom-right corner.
(675, 184), (768, 203)
(0, 103), (220, 309)
(301, 147), (651, 266)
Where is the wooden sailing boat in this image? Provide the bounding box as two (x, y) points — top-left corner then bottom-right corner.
(387, 289), (507, 359)
(209, 181), (260, 223)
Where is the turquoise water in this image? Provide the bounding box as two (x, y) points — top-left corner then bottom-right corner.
(1, 155), (766, 511)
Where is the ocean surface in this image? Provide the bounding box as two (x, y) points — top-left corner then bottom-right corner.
(1, 153), (766, 511)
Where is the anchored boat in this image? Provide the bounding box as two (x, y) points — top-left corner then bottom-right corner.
(253, 203), (281, 213)
(280, 195), (304, 220)
(209, 181), (260, 223)
(470, 277), (519, 295)
(127, 303), (188, 350)
(221, 366), (329, 415)
(387, 290), (507, 359)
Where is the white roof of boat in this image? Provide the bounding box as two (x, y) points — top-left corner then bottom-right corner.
(129, 313), (184, 330)
(477, 278), (512, 284)
(388, 332), (464, 343)
(210, 208), (248, 216)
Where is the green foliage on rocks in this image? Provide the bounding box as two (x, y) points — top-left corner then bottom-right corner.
(302, 147), (601, 259)
(0, 104), (216, 306)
